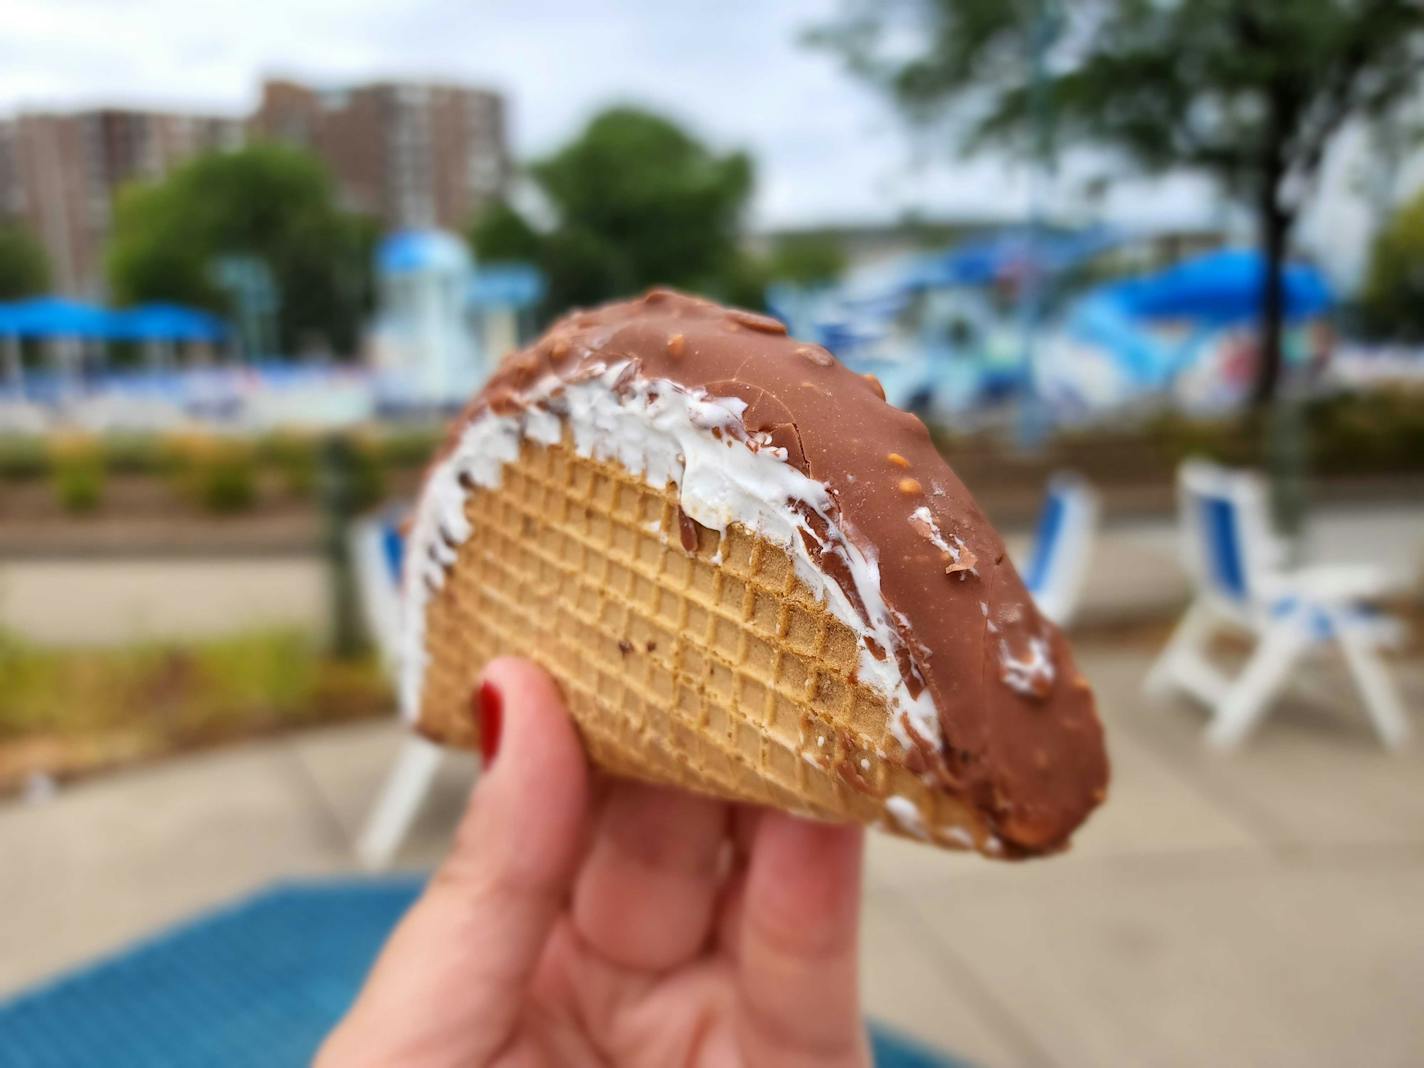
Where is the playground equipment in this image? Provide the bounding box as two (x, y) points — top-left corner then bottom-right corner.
(367, 230), (483, 410)
(773, 236), (1340, 425)
(1041, 249), (1334, 416)
(367, 230), (545, 412)
(769, 227), (1123, 422)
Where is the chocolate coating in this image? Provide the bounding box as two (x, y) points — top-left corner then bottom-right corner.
(441, 288), (1109, 851)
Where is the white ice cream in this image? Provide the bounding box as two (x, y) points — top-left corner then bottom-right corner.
(1000, 635), (1055, 697)
(884, 795), (929, 839)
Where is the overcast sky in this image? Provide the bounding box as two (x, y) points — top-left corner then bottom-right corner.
(0, 0), (1239, 233)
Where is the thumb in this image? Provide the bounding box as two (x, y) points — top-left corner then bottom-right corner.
(319, 658), (590, 1067)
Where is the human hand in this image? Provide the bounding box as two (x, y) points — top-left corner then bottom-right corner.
(318, 657), (869, 1067)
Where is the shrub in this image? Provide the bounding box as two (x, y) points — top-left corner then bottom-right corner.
(259, 429), (408, 508)
(376, 425), (443, 469)
(262, 430), (319, 499)
(0, 435), (47, 480)
(168, 434), (258, 513)
(1307, 387), (1424, 475)
(100, 433), (167, 475)
(347, 434), (388, 511)
(48, 435), (105, 513)
(1142, 411), (1259, 467)
(197, 440), (258, 513)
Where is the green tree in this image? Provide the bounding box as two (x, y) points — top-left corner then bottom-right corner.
(1362, 184), (1424, 339)
(467, 199), (542, 264)
(106, 144), (377, 355)
(0, 225), (49, 299)
(475, 108), (755, 313)
(765, 233), (848, 287)
(811, 0), (1424, 407)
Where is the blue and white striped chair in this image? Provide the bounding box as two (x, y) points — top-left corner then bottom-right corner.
(1022, 472), (1100, 627)
(1146, 460), (1410, 750)
(350, 510), (452, 870)
(350, 510), (408, 679)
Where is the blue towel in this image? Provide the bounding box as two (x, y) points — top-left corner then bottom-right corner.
(0, 877), (964, 1067)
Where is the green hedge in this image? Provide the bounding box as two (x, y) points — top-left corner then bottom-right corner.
(48, 437), (105, 513)
(0, 425), (447, 515)
(2, 389), (1420, 504)
(1, 424), (444, 483)
(259, 431), (320, 499)
(1120, 387), (1424, 474)
(0, 435), (47, 479)
(173, 436), (259, 514)
(1307, 387), (1424, 474)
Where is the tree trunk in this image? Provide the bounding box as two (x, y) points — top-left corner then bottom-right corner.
(1251, 182), (1290, 408)
(320, 434), (365, 659)
(1251, 99), (1309, 547)
(1252, 155), (1309, 547)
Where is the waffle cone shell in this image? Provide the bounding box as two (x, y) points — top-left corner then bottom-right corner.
(415, 437), (996, 851)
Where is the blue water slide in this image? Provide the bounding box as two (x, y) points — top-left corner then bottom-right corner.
(1097, 248), (1332, 325)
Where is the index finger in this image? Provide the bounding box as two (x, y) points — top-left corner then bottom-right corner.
(320, 658), (590, 1065)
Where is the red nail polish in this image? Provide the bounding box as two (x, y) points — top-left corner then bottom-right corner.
(476, 680), (503, 766)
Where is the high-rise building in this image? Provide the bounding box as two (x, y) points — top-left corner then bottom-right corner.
(0, 78), (510, 296)
(251, 78), (509, 233)
(0, 109), (243, 295)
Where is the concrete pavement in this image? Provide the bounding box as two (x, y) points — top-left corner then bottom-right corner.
(3, 643), (1422, 1066)
(0, 557), (328, 645)
(4, 500), (1419, 644)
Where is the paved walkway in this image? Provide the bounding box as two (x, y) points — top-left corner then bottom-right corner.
(0, 557), (328, 644)
(3, 500), (1420, 644)
(2, 642), (1421, 1066)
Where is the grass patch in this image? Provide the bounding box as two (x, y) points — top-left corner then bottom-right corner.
(0, 627), (393, 794)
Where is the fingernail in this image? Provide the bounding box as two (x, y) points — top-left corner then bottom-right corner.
(476, 679), (503, 766)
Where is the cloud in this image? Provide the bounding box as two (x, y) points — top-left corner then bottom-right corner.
(0, 0), (1220, 230)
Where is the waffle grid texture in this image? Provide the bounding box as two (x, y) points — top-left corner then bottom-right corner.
(418, 436), (992, 849)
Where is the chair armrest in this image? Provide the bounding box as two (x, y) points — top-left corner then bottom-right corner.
(1264, 563), (1405, 604)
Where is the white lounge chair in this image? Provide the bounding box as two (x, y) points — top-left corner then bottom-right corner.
(1145, 460), (1411, 750)
(350, 511), (451, 870)
(350, 510), (407, 679)
(1022, 472), (1100, 627)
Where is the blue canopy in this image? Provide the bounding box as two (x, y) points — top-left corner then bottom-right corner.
(468, 264), (545, 309)
(107, 303), (228, 342)
(0, 298), (227, 341)
(0, 297), (112, 339)
(1101, 248), (1332, 324)
(376, 230), (471, 275)
(899, 226), (1123, 291)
